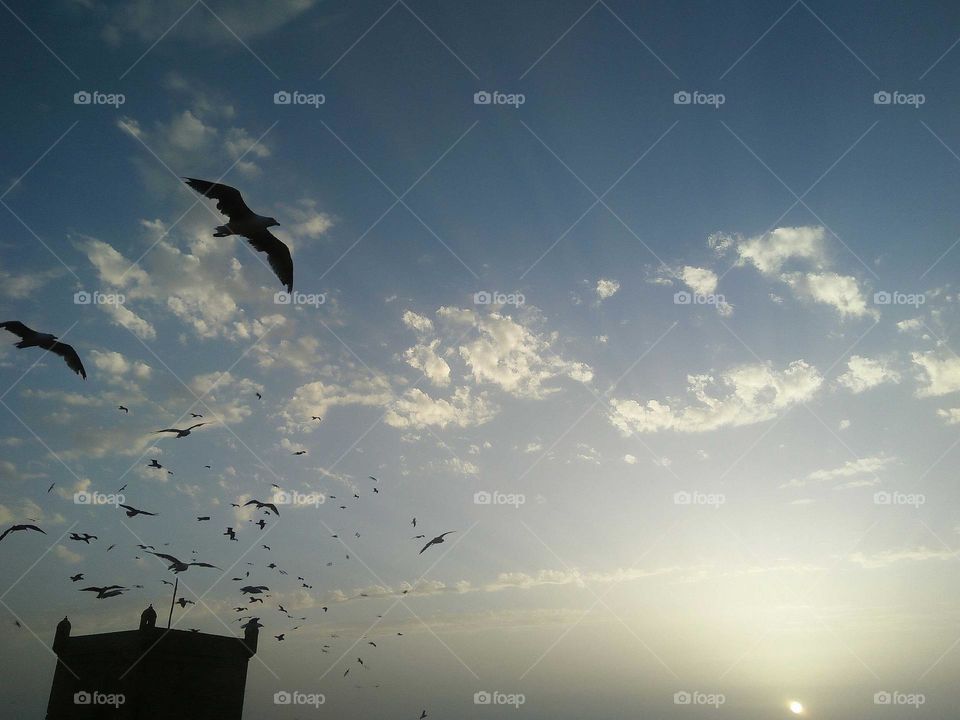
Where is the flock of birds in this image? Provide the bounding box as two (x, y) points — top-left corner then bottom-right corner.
(1, 178), (455, 716)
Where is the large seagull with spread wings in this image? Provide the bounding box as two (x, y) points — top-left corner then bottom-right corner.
(183, 178), (293, 292)
(0, 321), (86, 379)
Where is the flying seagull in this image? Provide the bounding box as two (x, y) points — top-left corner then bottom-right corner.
(419, 532), (456, 555)
(183, 178), (292, 291)
(0, 524), (46, 542)
(0, 321), (86, 378)
(175, 598), (195, 608)
(189, 412), (203, 418)
(147, 459), (163, 469)
(69, 533), (97, 544)
(155, 423), (206, 439)
(69, 573), (84, 582)
(240, 585), (270, 595)
(118, 504), (157, 518)
(224, 527), (237, 541)
(147, 551), (220, 574)
(118, 405), (129, 413)
(244, 499), (280, 516)
(80, 585), (126, 599)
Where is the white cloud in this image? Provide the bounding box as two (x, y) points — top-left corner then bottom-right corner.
(678, 266), (717, 295)
(936, 408), (960, 425)
(737, 226), (826, 274)
(595, 278), (620, 300)
(623, 454), (638, 464)
(912, 351), (960, 397)
(609, 360), (822, 434)
(837, 355), (900, 393)
(385, 388), (495, 430)
(781, 455), (894, 489)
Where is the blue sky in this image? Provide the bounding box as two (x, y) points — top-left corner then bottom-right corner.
(3, 1), (960, 718)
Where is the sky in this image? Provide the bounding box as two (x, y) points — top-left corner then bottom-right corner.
(2, 0), (960, 717)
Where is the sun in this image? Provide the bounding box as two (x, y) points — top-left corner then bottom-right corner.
(789, 700), (804, 714)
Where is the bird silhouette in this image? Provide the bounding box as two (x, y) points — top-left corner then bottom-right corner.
(244, 499), (279, 516)
(183, 178), (293, 292)
(154, 423), (206, 438)
(79, 585), (126, 599)
(0, 321), (86, 378)
(118, 405), (129, 413)
(419, 532), (456, 554)
(118, 504), (157, 517)
(0, 524), (46, 542)
(147, 551), (219, 573)
(69, 533), (97, 544)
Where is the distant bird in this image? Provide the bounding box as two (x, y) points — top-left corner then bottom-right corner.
(262, 544), (271, 551)
(107, 544), (115, 551)
(369, 476), (377, 482)
(80, 585), (126, 599)
(292, 450), (307, 456)
(244, 499), (279, 516)
(197, 516), (210, 521)
(275, 634), (285, 642)
(420, 711), (427, 720)
(147, 459), (163, 469)
(419, 532), (456, 554)
(368, 641), (377, 647)
(255, 519), (266, 530)
(155, 423), (206, 439)
(343, 668), (350, 677)
(255, 392), (262, 400)
(175, 598), (195, 608)
(69, 573), (84, 582)
(204, 465), (212, 469)
(46, 482), (55, 493)
(118, 504), (157, 518)
(224, 527), (237, 541)
(189, 413), (203, 418)
(116, 483), (127, 493)
(69, 533), (97, 544)
(411, 518), (416, 528)
(312, 416), (322, 421)
(118, 406), (129, 413)
(0, 321), (86, 378)
(373, 488), (379, 494)
(240, 585), (269, 595)
(147, 552), (220, 574)
(412, 535), (425, 539)
(183, 177), (292, 292)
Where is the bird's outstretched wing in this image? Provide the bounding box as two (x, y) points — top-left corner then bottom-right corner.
(45, 340), (86, 379)
(0, 321), (34, 339)
(0, 524), (46, 542)
(261, 503), (280, 516)
(189, 562), (221, 570)
(187, 423), (207, 432)
(154, 428), (182, 434)
(418, 539), (436, 555)
(245, 228), (293, 292)
(147, 551), (181, 565)
(183, 178), (253, 220)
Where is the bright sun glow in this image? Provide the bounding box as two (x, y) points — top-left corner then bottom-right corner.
(789, 701), (804, 714)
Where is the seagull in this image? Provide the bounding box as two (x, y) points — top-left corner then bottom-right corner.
(197, 516), (210, 521)
(46, 482), (55, 493)
(0, 523), (47, 543)
(411, 518), (416, 528)
(420, 711), (427, 719)
(69, 573), (84, 582)
(292, 450), (307, 456)
(368, 476), (378, 482)
(69, 533), (97, 544)
(183, 177), (292, 292)
(80, 585), (126, 599)
(155, 423), (206, 439)
(275, 634), (285, 642)
(224, 527), (237, 541)
(240, 585), (270, 595)
(0, 321), (86, 378)
(419, 532), (456, 554)
(244, 499), (279, 516)
(255, 392), (262, 400)
(147, 552), (220, 573)
(147, 459), (163, 469)
(312, 416), (322, 421)
(175, 598), (195, 608)
(118, 406), (129, 413)
(189, 412), (203, 418)
(118, 504), (157, 518)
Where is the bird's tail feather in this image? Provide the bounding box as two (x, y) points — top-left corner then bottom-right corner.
(213, 225), (232, 237)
